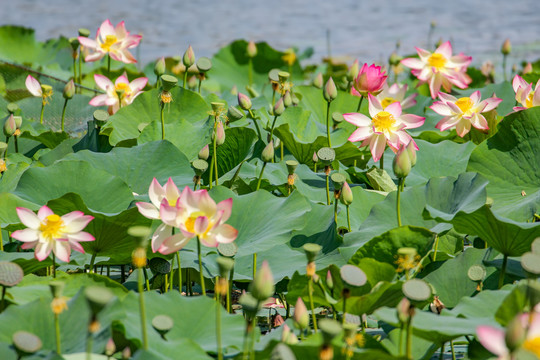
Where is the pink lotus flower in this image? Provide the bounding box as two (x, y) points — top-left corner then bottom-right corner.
(343, 94), (425, 162)
(401, 41), (472, 98)
(430, 91), (502, 137)
(89, 73), (147, 114)
(351, 63), (388, 97)
(375, 83), (418, 110)
(11, 206), (94, 262)
(477, 313), (540, 359)
(78, 19), (142, 63)
(135, 178), (181, 253)
(25, 75), (53, 104)
(157, 187), (238, 254)
(512, 75), (540, 111)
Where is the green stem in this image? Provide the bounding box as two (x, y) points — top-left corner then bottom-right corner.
(228, 266), (234, 313)
(256, 162), (267, 190)
(346, 205), (351, 232)
(61, 99), (68, 132)
(314, 163), (317, 173)
(78, 51), (82, 93)
(432, 235), (440, 262)
(163, 273), (168, 293)
(356, 96), (364, 112)
(142, 266), (150, 291)
(439, 342), (445, 360)
(397, 178), (403, 227)
(499, 254), (508, 289)
(326, 101), (332, 147)
(242, 321), (250, 360)
(380, 153), (384, 170)
(269, 115), (278, 141)
(325, 173), (331, 205)
(247, 109), (262, 141)
(399, 323), (405, 356)
(14, 136), (18, 154)
(252, 253), (257, 280)
(406, 317), (413, 360)
(183, 71), (187, 89)
(216, 301), (223, 360)
(0, 225), (3, 252)
(271, 89), (276, 107)
(170, 254), (176, 292)
(198, 76), (202, 94)
(39, 102), (45, 124)
(160, 103), (165, 140)
(73, 58), (77, 85)
(138, 267), (149, 350)
(89, 253), (97, 273)
(280, 142), (284, 161)
(308, 278), (318, 332)
(333, 196), (338, 224)
(249, 317), (257, 360)
(342, 295), (347, 325)
(197, 237), (206, 296)
(451, 340), (456, 360)
(213, 132), (219, 186)
(176, 252), (182, 293)
(248, 58), (253, 86)
(52, 252), (56, 278)
(107, 54), (111, 77)
(503, 55), (507, 82)
(55, 313), (61, 354)
(86, 329), (93, 360)
(0, 286), (5, 312)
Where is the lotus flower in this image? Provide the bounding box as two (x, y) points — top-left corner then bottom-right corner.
(477, 313), (540, 359)
(157, 187), (238, 254)
(401, 41), (472, 98)
(135, 178), (181, 252)
(351, 63), (387, 97)
(430, 91), (502, 137)
(78, 19), (142, 63)
(512, 75), (540, 111)
(344, 94), (425, 162)
(375, 83), (418, 110)
(11, 206), (94, 262)
(25, 75), (53, 104)
(89, 73), (147, 114)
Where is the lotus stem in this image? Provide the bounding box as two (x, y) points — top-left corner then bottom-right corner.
(170, 254), (176, 292)
(248, 58), (253, 86)
(333, 196), (338, 224)
(451, 340), (456, 360)
(14, 136), (18, 154)
(399, 323), (405, 356)
(107, 54), (111, 77)
(39, 102), (45, 124)
(252, 253), (257, 280)
(213, 131), (219, 186)
(78, 52), (82, 93)
(163, 273), (168, 293)
(73, 58), (77, 85)
(197, 237), (206, 296)
(439, 342), (445, 360)
(256, 162), (267, 191)
(160, 103), (165, 140)
(242, 320), (250, 360)
(1, 286), (5, 312)
(432, 235), (440, 262)
(342, 295), (347, 325)
(308, 278), (318, 332)
(86, 330), (93, 360)
(269, 115), (279, 142)
(280, 142), (284, 161)
(326, 100), (332, 147)
(55, 313), (61, 354)
(247, 109), (262, 141)
(52, 252), (56, 278)
(0, 226), (3, 251)
(397, 177), (404, 227)
(216, 301), (223, 360)
(499, 254), (508, 289)
(325, 173), (331, 206)
(89, 253), (96, 273)
(502, 54), (508, 82)
(228, 265), (234, 313)
(176, 252), (182, 293)
(137, 267), (149, 350)
(142, 267), (150, 291)
(249, 316), (257, 360)
(183, 71), (188, 89)
(198, 77), (202, 94)
(356, 95), (364, 112)
(346, 205), (351, 232)
(61, 99), (68, 132)
(380, 153), (384, 170)
(406, 316), (413, 360)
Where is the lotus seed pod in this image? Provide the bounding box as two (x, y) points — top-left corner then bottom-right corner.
(49, 281), (65, 298)
(105, 338), (116, 356)
(505, 314), (526, 352)
(40, 84), (52, 96)
(0, 261), (24, 287)
(237, 92), (252, 110)
(330, 173), (346, 190)
(293, 297), (309, 330)
(246, 85), (259, 98)
(278, 71), (290, 84)
(250, 260), (275, 301)
(532, 238), (540, 255)
(196, 57), (212, 75)
(283, 90), (293, 107)
(286, 160), (298, 175)
(323, 77), (337, 102)
(332, 112), (344, 125)
(389, 52), (403, 66)
(319, 319), (342, 344)
(214, 120), (226, 146)
(84, 286), (114, 315)
(521, 252), (540, 276)
(467, 265), (487, 282)
(182, 45), (195, 67)
(154, 57), (166, 77)
(268, 69), (280, 83)
(78, 28), (90, 37)
(218, 242), (238, 258)
(211, 102), (226, 114)
(340, 264), (367, 287)
(3, 114), (16, 137)
(406, 141), (417, 167)
(340, 182), (354, 206)
(228, 106), (244, 121)
(397, 297), (411, 323)
(198, 144), (210, 160)
(317, 147), (335, 166)
(393, 145), (411, 179)
(192, 159), (209, 176)
(313, 73), (324, 89)
(402, 279), (432, 303)
(303, 243), (322, 263)
(238, 293), (261, 318)
(152, 315), (174, 338)
(273, 97), (285, 116)
(347, 60), (360, 81)
(7, 103), (19, 114)
(63, 79), (75, 99)
(12, 331), (42, 355)
(217, 256), (235, 279)
(501, 39), (512, 55)
(262, 140), (274, 163)
(247, 41), (257, 58)
(160, 74), (178, 92)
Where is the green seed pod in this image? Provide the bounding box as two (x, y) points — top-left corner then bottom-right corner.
(198, 144), (210, 160)
(262, 140), (274, 163)
(467, 265), (487, 282)
(161, 75), (178, 92)
(12, 331), (42, 355)
(247, 41), (257, 58)
(217, 256), (235, 279)
(402, 279), (432, 303)
(218, 242), (238, 258)
(69, 37), (79, 51)
(249, 260), (275, 301)
(313, 73), (324, 89)
(183, 45), (195, 67)
(93, 109), (109, 124)
(49, 281), (65, 298)
(63, 79), (75, 99)
(521, 252), (540, 276)
(531, 237), (540, 255)
(228, 106), (244, 121)
(196, 57), (212, 75)
(246, 85), (259, 98)
(278, 71), (290, 84)
(211, 102), (225, 114)
(237, 92), (252, 110)
(323, 77), (337, 102)
(7, 103), (19, 114)
(286, 160), (298, 175)
(84, 286), (114, 315)
(330, 173), (346, 190)
(149, 257), (171, 275)
(0, 261), (24, 287)
(152, 315), (174, 338)
(303, 243), (322, 263)
(78, 28), (91, 37)
(154, 57), (166, 77)
(332, 112), (344, 125)
(317, 147), (335, 166)
(340, 182), (354, 206)
(238, 293), (261, 318)
(268, 69), (280, 83)
(13, 116), (22, 129)
(340, 264), (367, 287)
(192, 159), (209, 176)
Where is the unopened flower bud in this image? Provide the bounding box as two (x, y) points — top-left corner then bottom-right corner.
(313, 73), (324, 89)
(237, 92), (252, 110)
(154, 57), (166, 77)
(0, 142), (7, 158)
(262, 140), (274, 163)
(313, 151), (319, 164)
(63, 80), (75, 99)
(326, 270), (334, 290)
(183, 45), (195, 67)
(501, 39), (512, 55)
(247, 41), (257, 58)
(347, 60), (360, 81)
(3, 115), (16, 137)
(293, 297), (309, 330)
(273, 97), (285, 116)
(198, 144), (210, 160)
(283, 91), (292, 107)
(340, 182), (354, 206)
(214, 120), (225, 146)
(523, 62), (533, 75)
(230, 85), (238, 95)
(405, 141), (417, 167)
(397, 297), (411, 324)
(122, 347), (131, 360)
(323, 77), (337, 102)
(393, 145), (411, 178)
(105, 338), (116, 356)
(250, 261), (275, 301)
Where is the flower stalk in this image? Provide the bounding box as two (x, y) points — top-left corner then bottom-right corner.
(197, 237), (206, 296)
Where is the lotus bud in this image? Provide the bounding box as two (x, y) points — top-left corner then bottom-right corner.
(104, 338), (116, 356)
(323, 77), (337, 102)
(217, 256), (235, 279)
(283, 90), (293, 107)
(273, 97), (285, 116)
(313, 73), (324, 89)
(501, 39), (512, 55)
(326, 270), (334, 290)
(160, 74), (178, 92)
(523, 62), (533, 75)
(4, 115), (16, 137)
(505, 314), (526, 352)
(63, 79), (75, 99)
(282, 324), (298, 344)
(238, 92), (252, 110)
(303, 243), (321, 263)
(198, 144), (210, 160)
(122, 347), (131, 360)
(228, 106), (244, 121)
(246, 85), (259, 98)
(154, 57), (166, 77)
(78, 28), (90, 37)
(313, 151), (319, 164)
(7, 103), (19, 115)
(435, 38), (443, 48)
(393, 145), (411, 179)
(230, 85), (238, 95)
(247, 41), (257, 58)
(397, 297), (411, 324)
(250, 261), (275, 301)
(347, 60), (360, 81)
(214, 120), (225, 146)
(278, 71), (290, 84)
(183, 45), (195, 67)
(293, 297), (309, 330)
(340, 182), (354, 206)
(0, 142), (7, 158)
(262, 140), (274, 163)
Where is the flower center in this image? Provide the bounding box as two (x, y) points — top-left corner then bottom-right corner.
(40, 214), (65, 240)
(427, 53), (447, 69)
(372, 111), (396, 132)
(100, 35), (118, 51)
(115, 83), (132, 97)
(455, 97), (473, 113)
(526, 91), (535, 108)
(160, 91), (173, 104)
(381, 97), (397, 109)
(523, 336), (540, 357)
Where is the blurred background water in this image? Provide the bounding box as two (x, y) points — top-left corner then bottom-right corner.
(2, 0), (540, 71)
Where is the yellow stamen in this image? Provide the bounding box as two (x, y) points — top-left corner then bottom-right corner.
(526, 91), (535, 108)
(40, 214), (65, 240)
(282, 49), (296, 66)
(381, 97), (397, 109)
(100, 35), (118, 52)
(160, 91), (173, 104)
(51, 297), (68, 315)
(132, 247), (147, 268)
(0, 159), (6, 173)
(115, 82), (132, 97)
(372, 111), (396, 133)
(13, 129), (21, 137)
(427, 53), (447, 70)
(455, 97), (473, 113)
(523, 336), (540, 357)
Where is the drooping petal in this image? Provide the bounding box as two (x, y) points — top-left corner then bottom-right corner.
(476, 326), (508, 357)
(54, 241), (72, 262)
(348, 126), (373, 142)
(151, 223), (172, 253)
(16, 207), (41, 229)
(11, 228), (39, 242)
(21, 241), (38, 250)
(68, 240), (85, 253)
(470, 113), (489, 130)
(67, 231), (95, 242)
(343, 113), (372, 127)
(455, 119), (472, 137)
(77, 36), (98, 50)
(212, 223), (238, 244)
(85, 52), (104, 62)
(129, 77), (148, 92)
(399, 114), (425, 129)
(148, 178), (166, 207)
(89, 94), (111, 107)
(400, 58), (425, 70)
(25, 75), (42, 97)
(136, 201), (160, 219)
(158, 233), (191, 255)
(369, 134), (387, 162)
(34, 241), (53, 261)
(430, 102), (453, 116)
(94, 74), (113, 92)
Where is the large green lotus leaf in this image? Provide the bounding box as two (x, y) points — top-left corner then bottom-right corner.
(101, 87), (211, 147)
(338, 186), (386, 231)
(348, 226), (436, 268)
(0, 154), (33, 194)
(446, 287), (512, 322)
(348, 282), (405, 316)
(130, 342), (210, 360)
(18, 118), (69, 149)
(0, 192), (39, 226)
(381, 327), (440, 360)
(205, 40), (302, 94)
(62, 141), (194, 194)
(6, 273), (128, 305)
(467, 107), (540, 221)
(13, 160), (134, 214)
(494, 281), (530, 326)
(0, 291), (117, 354)
(116, 291), (245, 354)
(419, 248), (499, 308)
(423, 172), (489, 222)
(46, 193), (150, 263)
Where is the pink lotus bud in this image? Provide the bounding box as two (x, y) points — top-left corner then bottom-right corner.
(214, 120), (225, 146)
(283, 91), (292, 107)
(183, 45), (195, 67)
(154, 57), (166, 77)
(523, 62), (533, 75)
(354, 63), (387, 97)
(273, 97), (285, 116)
(313, 73), (323, 89)
(247, 41), (257, 58)
(323, 77), (337, 102)
(249, 261), (275, 301)
(293, 297), (309, 330)
(505, 314), (526, 352)
(238, 92), (252, 110)
(3, 114), (16, 137)
(262, 140), (274, 163)
(405, 141), (417, 167)
(105, 338), (116, 356)
(340, 182), (354, 206)
(326, 270), (334, 290)
(397, 297), (411, 323)
(63, 80), (75, 99)
(347, 60), (359, 81)
(198, 144), (210, 160)
(501, 39), (511, 55)
(393, 145), (411, 179)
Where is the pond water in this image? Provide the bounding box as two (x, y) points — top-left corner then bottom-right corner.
(2, 0), (540, 72)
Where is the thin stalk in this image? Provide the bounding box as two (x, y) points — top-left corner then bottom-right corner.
(242, 321), (250, 360)
(503, 55), (508, 82)
(209, 148), (214, 190)
(253, 253), (257, 280)
(314, 163), (317, 173)
(107, 54), (111, 77)
(138, 268), (149, 350)
(380, 153), (384, 170)
(247, 109), (262, 141)
(356, 96), (364, 112)
(280, 142), (284, 161)
(14, 137), (18, 154)
(52, 252), (56, 278)
(499, 254), (508, 289)
(160, 103), (165, 140)
(163, 273), (168, 293)
(39, 102), (45, 124)
(399, 323), (405, 356)
(342, 295), (347, 325)
(0, 225), (3, 251)
(54, 313), (61, 354)
(271, 89), (276, 107)
(439, 342), (445, 360)
(183, 71), (188, 89)
(228, 266), (234, 313)
(256, 162), (267, 191)
(406, 317), (413, 360)
(1, 286), (5, 312)
(197, 237), (206, 296)
(73, 58), (77, 85)
(249, 317), (257, 360)
(397, 177), (403, 227)
(89, 253), (97, 273)
(78, 51), (82, 93)
(269, 115), (279, 141)
(432, 234), (440, 262)
(326, 101), (332, 147)
(333, 197), (338, 224)
(142, 267), (150, 291)
(325, 173), (331, 205)
(248, 58), (253, 86)
(213, 132), (219, 186)
(451, 340), (456, 360)
(308, 278), (318, 332)
(198, 77), (202, 94)
(346, 205), (351, 232)
(216, 301), (223, 360)
(86, 329), (93, 360)
(170, 254), (176, 292)
(176, 252), (182, 293)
